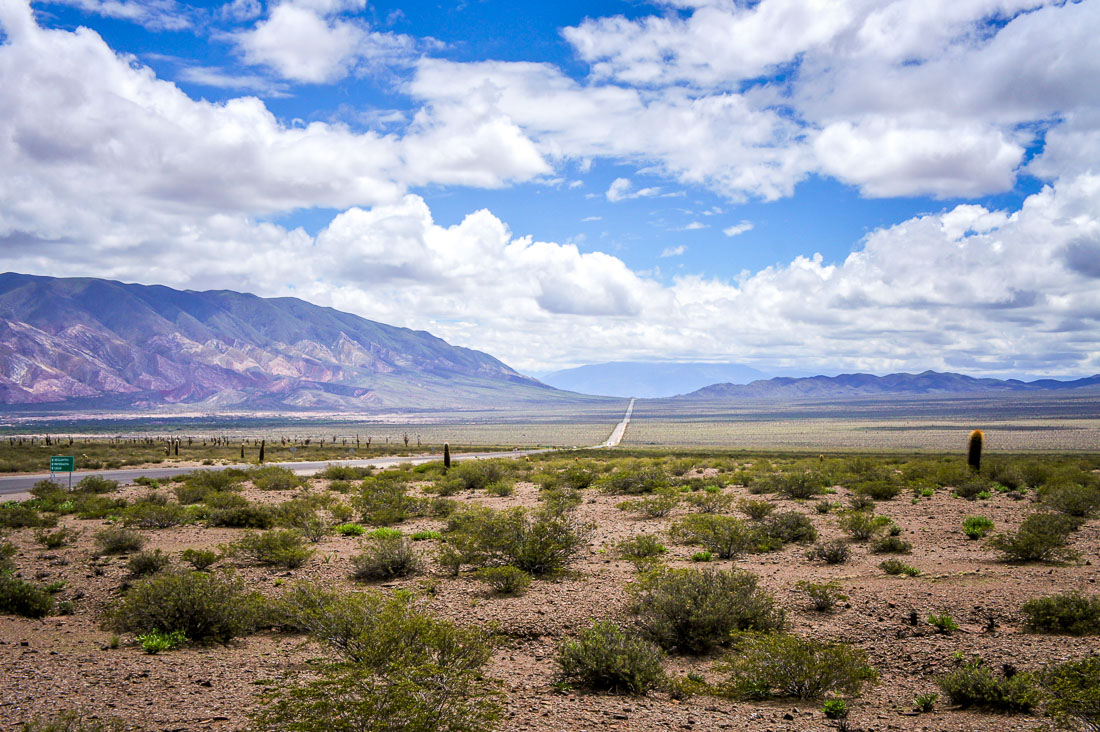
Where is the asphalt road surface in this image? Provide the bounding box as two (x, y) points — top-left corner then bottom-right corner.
(0, 448), (555, 499)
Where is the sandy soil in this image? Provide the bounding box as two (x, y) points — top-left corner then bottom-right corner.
(2, 470), (1098, 731)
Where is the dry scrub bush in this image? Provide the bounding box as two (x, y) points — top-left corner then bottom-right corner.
(349, 535), (420, 581)
(1021, 593), (1100, 635)
(985, 512), (1080, 562)
(107, 570), (264, 644)
(557, 620), (666, 695)
(717, 632), (877, 700)
(442, 505), (592, 576)
(258, 584), (501, 732)
(630, 568), (785, 654)
(94, 527), (145, 555)
(936, 659), (1040, 712)
(226, 529), (312, 568)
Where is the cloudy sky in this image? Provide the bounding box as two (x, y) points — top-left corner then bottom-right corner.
(0, 0), (1098, 378)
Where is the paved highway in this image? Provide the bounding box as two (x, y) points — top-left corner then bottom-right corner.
(0, 400), (638, 500)
(0, 448), (555, 499)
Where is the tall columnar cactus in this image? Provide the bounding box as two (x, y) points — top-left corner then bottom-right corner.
(259, 439), (265, 464)
(967, 430), (984, 472)
(443, 442), (451, 471)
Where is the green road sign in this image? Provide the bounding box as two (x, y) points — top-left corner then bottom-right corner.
(50, 455), (75, 472)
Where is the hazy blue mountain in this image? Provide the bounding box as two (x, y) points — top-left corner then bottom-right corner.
(682, 370), (1100, 400)
(0, 273), (594, 411)
(537, 361), (767, 398)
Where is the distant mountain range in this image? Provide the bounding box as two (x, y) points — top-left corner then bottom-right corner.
(679, 371), (1100, 400)
(0, 273), (587, 411)
(537, 361), (767, 398)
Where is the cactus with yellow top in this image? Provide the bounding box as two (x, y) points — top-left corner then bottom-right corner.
(967, 430), (983, 472)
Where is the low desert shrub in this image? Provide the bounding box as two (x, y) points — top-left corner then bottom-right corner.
(75, 475), (119, 493)
(793, 580), (847, 612)
(444, 506), (592, 576)
(357, 480), (418, 526)
(94, 527), (145, 555)
(248, 466), (304, 491)
(1021, 593), (1100, 635)
(762, 511), (818, 544)
(335, 522), (367, 536)
(985, 512), (1080, 562)
(954, 475), (994, 500)
(206, 504), (274, 529)
(686, 490), (735, 514)
(717, 632), (877, 700)
(137, 628), (186, 654)
(739, 499), (776, 521)
(180, 548), (219, 571)
(853, 479), (903, 501)
(1042, 483), (1100, 518)
(616, 534), (668, 560)
(0, 503), (55, 529)
(1039, 656), (1100, 731)
(596, 467), (668, 495)
(317, 464), (373, 480)
(807, 539), (850, 565)
(913, 691), (938, 712)
(880, 559), (921, 576)
(476, 566), (531, 596)
(122, 501), (188, 529)
(840, 510), (892, 541)
(767, 471), (829, 500)
(962, 515), (995, 539)
(107, 569), (263, 643)
(34, 526), (80, 549)
(557, 620), (666, 695)
(617, 490), (679, 519)
(936, 659), (1040, 712)
(19, 711), (130, 732)
(127, 549), (171, 577)
(691, 551), (713, 562)
(927, 612), (959, 633)
(349, 535), (419, 581)
(669, 514), (755, 559)
(411, 530), (441, 541)
(870, 535), (912, 554)
(227, 529), (312, 568)
(0, 572), (54, 618)
(630, 568), (785, 654)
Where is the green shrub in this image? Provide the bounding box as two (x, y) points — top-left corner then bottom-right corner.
(173, 482), (210, 505)
(0, 572), (54, 618)
(686, 491), (735, 514)
(617, 490), (679, 519)
(807, 539), (850, 565)
(762, 511), (818, 544)
(367, 527), (402, 539)
(180, 548), (219, 571)
(121, 501), (188, 529)
(318, 464), (374, 480)
(249, 466), (304, 491)
(444, 506), (592, 576)
(75, 475), (119, 493)
(484, 481), (514, 497)
(962, 515), (994, 539)
(1021, 593), (1100, 635)
(927, 612), (959, 633)
(764, 471), (829, 499)
(127, 549), (171, 576)
(630, 568), (785, 654)
(349, 535), (419, 581)
(227, 529), (313, 568)
(411, 530), (441, 541)
(840, 510), (891, 541)
(476, 566), (531, 596)
(1042, 483), (1100, 518)
(94, 527), (145, 555)
(137, 628), (186, 654)
(357, 480), (418, 526)
(853, 479), (903, 501)
(557, 620), (666, 695)
(108, 570), (262, 644)
(596, 467), (668, 495)
(936, 660), (1040, 712)
(33, 526), (80, 549)
(954, 475), (994, 500)
(718, 632), (877, 700)
(0, 503), (55, 528)
(616, 534), (668, 559)
(913, 691), (938, 712)
(880, 559), (920, 576)
(206, 504), (274, 529)
(739, 499), (776, 521)
(986, 512), (1080, 562)
(669, 514), (755, 559)
(794, 580), (847, 612)
(870, 535), (912, 554)
(539, 487), (583, 514)
(335, 522), (366, 536)
(272, 500), (326, 542)
(181, 469), (244, 493)
(691, 551), (713, 562)
(260, 585), (501, 731)
(823, 698), (848, 719)
(1040, 656), (1100, 731)
(202, 490), (249, 509)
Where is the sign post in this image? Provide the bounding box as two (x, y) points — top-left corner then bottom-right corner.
(49, 455), (75, 490)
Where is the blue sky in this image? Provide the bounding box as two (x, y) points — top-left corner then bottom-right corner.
(1, 0), (1098, 378)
